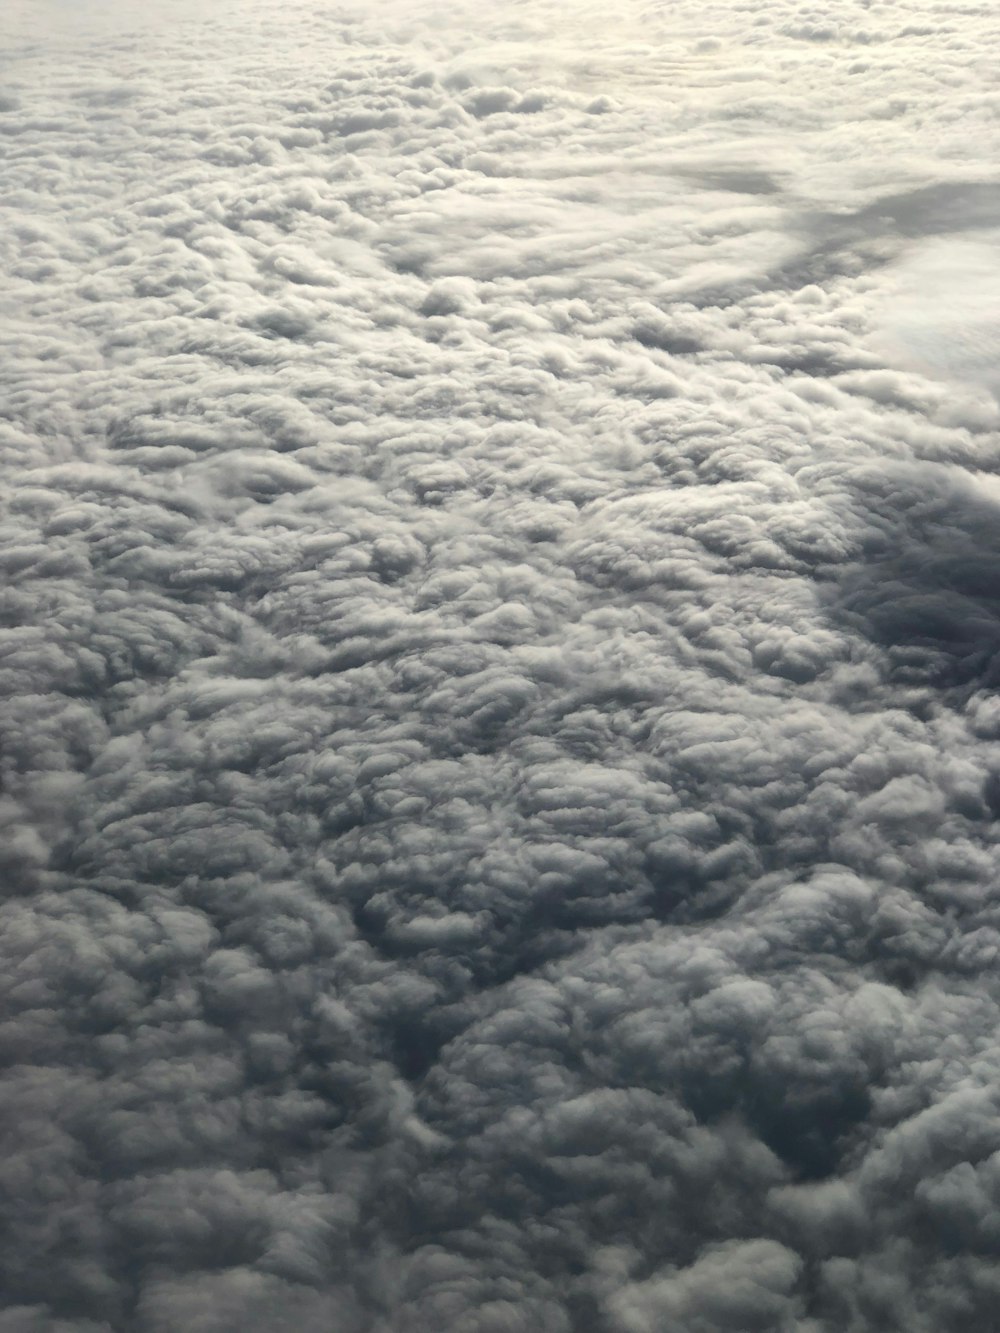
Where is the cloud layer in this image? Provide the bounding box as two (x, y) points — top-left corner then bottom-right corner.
(3, 0), (1000, 1329)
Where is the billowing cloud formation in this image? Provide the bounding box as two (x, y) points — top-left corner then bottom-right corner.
(3, 0), (1000, 1328)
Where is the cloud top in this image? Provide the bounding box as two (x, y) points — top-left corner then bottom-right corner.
(3, 1), (1000, 1329)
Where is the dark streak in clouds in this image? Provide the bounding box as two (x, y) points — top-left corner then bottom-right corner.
(827, 465), (1000, 692)
(766, 181), (1000, 300)
(3, 0), (1000, 1330)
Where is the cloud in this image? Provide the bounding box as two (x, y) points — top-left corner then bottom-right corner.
(3, 0), (1000, 1329)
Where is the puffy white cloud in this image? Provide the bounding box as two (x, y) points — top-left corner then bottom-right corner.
(4, 0), (1000, 1328)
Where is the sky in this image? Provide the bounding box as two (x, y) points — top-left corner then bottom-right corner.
(3, 0), (1000, 1329)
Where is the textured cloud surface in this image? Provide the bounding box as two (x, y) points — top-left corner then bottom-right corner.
(4, 0), (1000, 1329)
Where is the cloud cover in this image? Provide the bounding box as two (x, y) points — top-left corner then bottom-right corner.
(3, 0), (1000, 1328)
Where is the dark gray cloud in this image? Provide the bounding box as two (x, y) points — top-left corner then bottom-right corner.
(3, 0), (1000, 1329)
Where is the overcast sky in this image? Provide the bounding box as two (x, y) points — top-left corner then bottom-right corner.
(3, 1), (1000, 1329)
